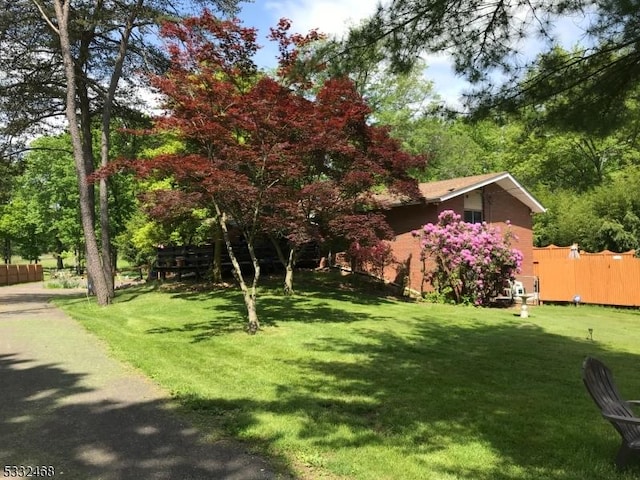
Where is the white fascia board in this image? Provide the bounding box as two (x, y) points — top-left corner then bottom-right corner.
(436, 173), (546, 213)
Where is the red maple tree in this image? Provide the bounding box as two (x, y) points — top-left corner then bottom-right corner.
(130, 12), (423, 332)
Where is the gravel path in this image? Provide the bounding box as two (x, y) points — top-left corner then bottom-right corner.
(0, 282), (288, 479)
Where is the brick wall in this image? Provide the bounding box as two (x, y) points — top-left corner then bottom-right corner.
(379, 184), (535, 294)
(483, 183), (535, 291)
(382, 202), (439, 291)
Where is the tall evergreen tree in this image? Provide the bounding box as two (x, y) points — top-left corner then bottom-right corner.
(0, 0), (240, 304)
(341, 0), (640, 130)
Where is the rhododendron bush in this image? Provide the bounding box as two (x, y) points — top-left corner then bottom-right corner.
(412, 210), (523, 305)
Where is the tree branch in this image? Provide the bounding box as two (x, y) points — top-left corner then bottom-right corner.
(30, 0), (59, 35)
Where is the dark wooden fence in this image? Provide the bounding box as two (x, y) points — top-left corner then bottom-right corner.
(153, 242), (320, 279)
(0, 264), (44, 286)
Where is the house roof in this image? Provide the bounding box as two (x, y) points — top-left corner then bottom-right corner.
(380, 172), (546, 213)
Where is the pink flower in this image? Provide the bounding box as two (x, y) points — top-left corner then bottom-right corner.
(415, 213), (524, 305)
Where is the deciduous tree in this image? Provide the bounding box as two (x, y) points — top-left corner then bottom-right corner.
(13, 135), (82, 267)
(125, 13), (421, 332)
(0, 0), (240, 303)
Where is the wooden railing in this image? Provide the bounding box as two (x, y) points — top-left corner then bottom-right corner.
(153, 242), (320, 279)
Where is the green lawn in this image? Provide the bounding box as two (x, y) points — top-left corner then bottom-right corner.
(55, 272), (640, 479)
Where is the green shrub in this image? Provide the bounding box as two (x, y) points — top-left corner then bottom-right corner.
(45, 270), (81, 289)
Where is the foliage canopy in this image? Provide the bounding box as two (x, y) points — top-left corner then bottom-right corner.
(343, 0), (640, 132)
(119, 12), (422, 332)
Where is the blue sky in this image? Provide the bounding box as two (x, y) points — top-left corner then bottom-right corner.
(235, 1), (379, 67)
(235, 1), (594, 108)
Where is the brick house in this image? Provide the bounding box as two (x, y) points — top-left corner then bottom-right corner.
(376, 172), (546, 295)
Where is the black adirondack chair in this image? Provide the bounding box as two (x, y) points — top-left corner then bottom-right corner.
(582, 356), (640, 469)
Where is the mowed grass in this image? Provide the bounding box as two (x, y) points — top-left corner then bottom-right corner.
(55, 272), (640, 480)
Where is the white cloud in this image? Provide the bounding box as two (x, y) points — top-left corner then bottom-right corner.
(251, 2), (595, 109)
(420, 53), (468, 109)
(264, 0), (378, 37)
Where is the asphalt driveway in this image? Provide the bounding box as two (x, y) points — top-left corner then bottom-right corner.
(0, 282), (288, 479)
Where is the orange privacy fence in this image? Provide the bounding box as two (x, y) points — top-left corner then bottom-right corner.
(0, 264), (44, 286)
(533, 246), (640, 307)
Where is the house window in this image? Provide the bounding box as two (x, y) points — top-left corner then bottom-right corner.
(464, 210), (483, 223)
(464, 190), (483, 223)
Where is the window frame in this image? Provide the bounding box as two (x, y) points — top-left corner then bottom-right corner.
(464, 209), (483, 224)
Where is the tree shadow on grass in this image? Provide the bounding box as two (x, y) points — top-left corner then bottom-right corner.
(312, 322), (640, 473)
(146, 318), (246, 340)
(292, 321), (640, 479)
(0, 353), (291, 480)
(162, 271), (401, 307)
(285, 271), (406, 306)
(114, 282), (161, 303)
(171, 317), (640, 480)
(145, 274), (392, 342)
(145, 293), (388, 342)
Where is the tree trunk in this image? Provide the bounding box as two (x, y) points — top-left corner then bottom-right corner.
(284, 257), (295, 296)
(215, 207), (260, 333)
(55, 253), (64, 270)
(212, 221), (223, 283)
(350, 256), (358, 274)
(99, 175), (115, 296)
(77, 38), (108, 297)
(3, 238), (10, 264)
(244, 234), (261, 334)
(112, 246), (118, 272)
(242, 288), (260, 334)
(53, 0), (110, 305)
(55, 238), (64, 269)
(97, 0), (142, 299)
(269, 236), (297, 295)
(75, 248), (82, 275)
